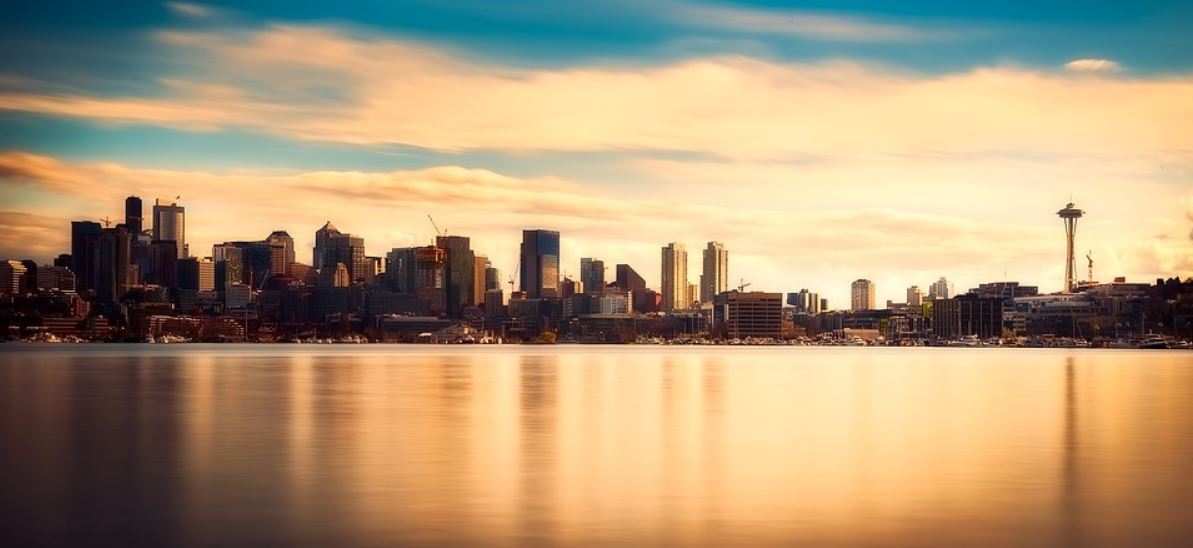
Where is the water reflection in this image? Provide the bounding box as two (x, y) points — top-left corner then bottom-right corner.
(1, 346), (1192, 547)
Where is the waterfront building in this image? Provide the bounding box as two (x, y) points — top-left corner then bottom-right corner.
(851, 279), (876, 311)
(933, 294), (1004, 339)
(0, 260), (27, 294)
(713, 291), (783, 339)
(700, 242), (728, 304)
(661, 242), (689, 311)
(95, 227), (131, 304)
(520, 229), (560, 298)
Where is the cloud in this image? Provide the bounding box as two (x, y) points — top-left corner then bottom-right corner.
(1064, 58), (1121, 73)
(0, 211), (67, 261)
(166, 2), (215, 19)
(669, 1), (955, 42)
(0, 27), (1188, 163)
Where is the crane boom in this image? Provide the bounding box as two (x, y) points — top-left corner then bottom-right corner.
(426, 214), (445, 237)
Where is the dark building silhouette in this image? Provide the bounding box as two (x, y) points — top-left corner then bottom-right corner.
(95, 227), (130, 303)
(148, 240), (178, 288)
(124, 196), (143, 235)
(437, 235), (475, 315)
(933, 294), (1004, 339)
(70, 221), (102, 292)
(313, 222), (366, 283)
(520, 229), (560, 299)
(580, 258), (605, 293)
(615, 263), (648, 312)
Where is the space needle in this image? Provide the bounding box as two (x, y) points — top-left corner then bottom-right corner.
(1057, 202), (1084, 293)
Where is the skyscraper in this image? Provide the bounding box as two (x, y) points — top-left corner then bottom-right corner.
(70, 221), (102, 292)
(661, 242), (689, 311)
(520, 229), (560, 298)
(700, 241), (728, 304)
(437, 235), (475, 315)
(907, 285), (925, 307)
(313, 221), (339, 268)
(152, 199), (186, 258)
(473, 256), (490, 306)
(314, 223), (367, 283)
(266, 230), (295, 275)
(95, 227), (130, 304)
(787, 289), (821, 314)
(124, 196), (143, 235)
(580, 258), (605, 293)
(929, 277), (954, 300)
(1058, 202), (1085, 293)
(851, 279), (875, 311)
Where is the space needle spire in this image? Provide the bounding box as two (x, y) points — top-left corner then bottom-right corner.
(1057, 202), (1084, 293)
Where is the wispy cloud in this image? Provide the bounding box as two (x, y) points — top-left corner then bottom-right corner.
(669, 1), (958, 43)
(166, 2), (215, 19)
(1064, 58), (1122, 73)
(0, 26), (1188, 165)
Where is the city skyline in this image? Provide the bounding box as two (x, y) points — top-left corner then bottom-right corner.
(1, 1), (1192, 308)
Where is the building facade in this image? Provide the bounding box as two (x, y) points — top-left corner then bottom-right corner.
(700, 241), (728, 305)
(661, 242), (689, 311)
(713, 291), (783, 339)
(851, 279), (875, 311)
(519, 229), (560, 298)
(152, 199), (186, 258)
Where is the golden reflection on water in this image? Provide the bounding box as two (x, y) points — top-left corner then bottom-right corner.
(2, 347), (1193, 547)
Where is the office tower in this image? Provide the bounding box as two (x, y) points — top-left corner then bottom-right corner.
(71, 221), (102, 292)
(714, 291), (783, 339)
(314, 223), (367, 283)
(124, 196), (143, 235)
(36, 265), (76, 292)
(928, 277), (954, 300)
(787, 289), (821, 314)
(386, 247), (416, 292)
(820, 298), (828, 312)
(414, 246), (447, 314)
(266, 231), (295, 275)
(19, 259), (37, 294)
(485, 265), (501, 291)
(95, 227), (131, 303)
(561, 277), (583, 298)
(437, 235), (475, 315)
(520, 229), (560, 298)
(851, 279), (875, 311)
(212, 244), (244, 291)
(687, 282), (698, 308)
(148, 240), (179, 288)
(318, 263), (350, 288)
(0, 260), (27, 294)
(661, 242), (689, 311)
(152, 199), (186, 258)
(177, 258), (215, 291)
(580, 258), (605, 293)
(473, 256), (489, 306)
(1057, 202), (1085, 292)
(907, 285), (925, 307)
(313, 222), (339, 268)
(700, 241), (728, 304)
(613, 263), (646, 311)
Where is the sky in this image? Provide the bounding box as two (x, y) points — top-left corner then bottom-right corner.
(1, 0), (1191, 307)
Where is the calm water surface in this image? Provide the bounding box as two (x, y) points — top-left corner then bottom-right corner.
(2, 345), (1192, 547)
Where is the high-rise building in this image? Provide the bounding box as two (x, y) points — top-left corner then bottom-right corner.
(520, 229), (560, 298)
(700, 241), (728, 304)
(152, 199), (186, 258)
(787, 289), (821, 314)
(314, 223), (367, 283)
(473, 256), (489, 306)
(1057, 202), (1085, 293)
(851, 279), (875, 311)
(148, 240), (179, 288)
(713, 291), (783, 339)
(484, 264), (501, 292)
(580, 258), (605, 293)
(437, 235), (475, 315)
(70, 221), (102, 292)
(212, 244), (244, 291)
(124, 196), (143, 235)
(614, 263), (647, 312)
(313, 221), (339, 268)
(177, 258), (215, 291)
(661, 242), (689, 311)
(95, 227), (131, 304)
(36, 265), (76, 292)
(266, 231), (295, 275)
(907, 285), (924, 307)
(0, 260), (27, 294)
(929, 277), (954, 300)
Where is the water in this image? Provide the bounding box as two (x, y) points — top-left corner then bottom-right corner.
(1, 345), (1191, 547)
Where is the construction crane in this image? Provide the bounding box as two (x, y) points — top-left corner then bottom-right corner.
(1086, 250), (1094, 283)
(99, 216), (113, 228)
(507, 261), (520, 292)
(426, 214), (446, 238)
(736, 278), (751, 292)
